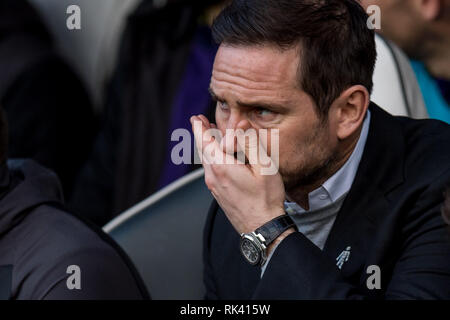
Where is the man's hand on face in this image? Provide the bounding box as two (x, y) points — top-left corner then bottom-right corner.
(190, 114), (287, 235)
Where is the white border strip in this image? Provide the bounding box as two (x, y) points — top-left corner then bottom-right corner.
(103, 168), (205, 233)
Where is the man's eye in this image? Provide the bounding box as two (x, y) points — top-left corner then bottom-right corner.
(218, 101), (229, 110)
(256, 108), (273, 116)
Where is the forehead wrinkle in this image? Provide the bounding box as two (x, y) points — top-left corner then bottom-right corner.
(210, 78), (292, 106)
(214, 63), (283, 83)
(211, 78), (288, 96)
(211, 46), (300, 105)
(211, 74), (283, 94)
(213, 60), (289, 86)
(213, 45), (299, 86)
(214, 49), (294, 75)
(211, 67), (291, 93)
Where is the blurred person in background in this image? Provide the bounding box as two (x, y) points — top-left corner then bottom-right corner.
(0, 0), (96, 196)
(360, 0), (450, 123)
(70, 0), (228, 226)
(0, 108), (149, 300)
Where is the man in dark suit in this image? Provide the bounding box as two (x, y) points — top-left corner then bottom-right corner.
(192, 0), (450, 299)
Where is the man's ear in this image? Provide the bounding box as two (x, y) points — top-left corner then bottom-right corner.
(413, 0), (441, 20)
(331, 85), (369, 140)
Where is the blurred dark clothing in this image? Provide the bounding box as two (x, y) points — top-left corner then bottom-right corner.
(0, 0), (96, 196)
(0, 159), (149, 300)
(70, 0), (221, 226)
(437, 79), (450, 105)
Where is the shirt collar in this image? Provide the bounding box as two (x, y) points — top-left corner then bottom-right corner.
(285, 109), (371, 213)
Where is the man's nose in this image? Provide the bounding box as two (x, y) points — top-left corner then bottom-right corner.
(225, 111), (252, 131)
(223, 113), (252, 154)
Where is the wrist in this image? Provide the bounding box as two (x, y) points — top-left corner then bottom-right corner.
(266, 227), (296, 256)
(239, 214), (296, 266)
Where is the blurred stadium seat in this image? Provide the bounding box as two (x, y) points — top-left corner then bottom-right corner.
(372, 36), (427, 118)
(103, 168), (212, 300)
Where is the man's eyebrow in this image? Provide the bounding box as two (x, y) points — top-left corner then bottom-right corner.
(209, 87), (288, 112)
(236, 100), (288, 112)
(208, 87), (221, 101)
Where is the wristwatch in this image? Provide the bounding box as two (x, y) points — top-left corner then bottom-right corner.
(239, 214), (296, 266)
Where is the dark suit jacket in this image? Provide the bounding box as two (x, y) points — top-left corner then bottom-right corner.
(203, 103), (450, 299)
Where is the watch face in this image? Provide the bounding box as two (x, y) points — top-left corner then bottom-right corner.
(240, 237), (261, 265)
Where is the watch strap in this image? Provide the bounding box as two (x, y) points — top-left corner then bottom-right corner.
(255, 214), (296, 246)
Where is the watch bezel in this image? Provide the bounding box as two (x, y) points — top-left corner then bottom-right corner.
(239, 232), (267, 266)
